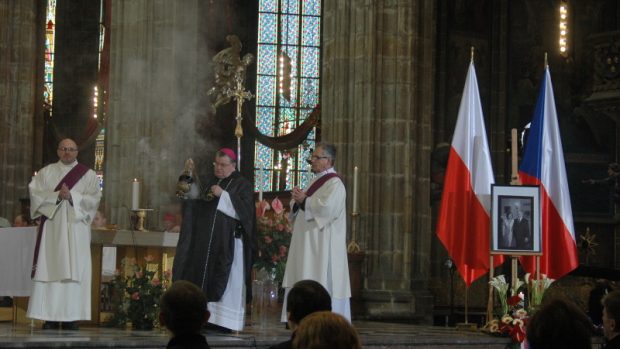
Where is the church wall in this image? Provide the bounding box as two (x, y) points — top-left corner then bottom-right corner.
(322, 0), (436, 322)
(105, 0), (257, 230)
(0, 0), (39, 221)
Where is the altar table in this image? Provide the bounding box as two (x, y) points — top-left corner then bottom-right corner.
(0, 227), (178, 324)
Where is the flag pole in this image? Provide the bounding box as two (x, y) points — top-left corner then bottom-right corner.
(465, 286), (469, 324)
(510, 128), (520, 294)
(511, 129), (520, 185)
(486, 255), (494, 323)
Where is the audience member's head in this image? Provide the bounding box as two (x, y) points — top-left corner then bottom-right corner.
(286, 280), (332, 330)
(92, 210), (107, 228)
(526, 298), (593, 349)
(603, 290), (620, 342)
(159, 280), (209, 336)
(13, 214), (29, 227)
(292, 311), (361, 349)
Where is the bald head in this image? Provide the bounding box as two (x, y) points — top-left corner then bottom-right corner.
(57, 139), (79, 165)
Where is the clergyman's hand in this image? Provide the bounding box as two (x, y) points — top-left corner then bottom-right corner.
(291, 186), (306, 205)
(59, 183), (72, 200)
(211, 185), (223, 197)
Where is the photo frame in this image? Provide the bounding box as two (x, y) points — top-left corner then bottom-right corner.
(490, 185), (541, 256)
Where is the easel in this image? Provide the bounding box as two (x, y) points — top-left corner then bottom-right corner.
(486, 128), (541, 323)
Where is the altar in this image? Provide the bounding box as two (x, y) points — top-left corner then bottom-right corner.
(0, 227), (177, 325)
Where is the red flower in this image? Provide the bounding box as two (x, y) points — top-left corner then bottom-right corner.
(509, 322), (526, 343)
(131, 292), (140, 300)
(272, 197), (284, 215)
(507, 295), (522, 307)
(256, 200), (270, 217)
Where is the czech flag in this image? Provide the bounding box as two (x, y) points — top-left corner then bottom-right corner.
(437, 60), (503, 287)
(518, 65), (578, 279)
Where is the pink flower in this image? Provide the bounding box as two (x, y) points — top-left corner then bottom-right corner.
(131, 292), (140, 300)
(276, 224), (284, 231)
(271, 197), (284, 215)
(164, 270), (172, 279)
(271, 255), (280, 262)
(135, 270), (144, 279)
(264, 236), (273, 243)
(151, 278), (161, 286)
(256, 200), (271, 217)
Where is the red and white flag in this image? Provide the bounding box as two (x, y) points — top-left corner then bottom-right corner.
(437, 61), (502, 287)
(518, 66), (578, 279)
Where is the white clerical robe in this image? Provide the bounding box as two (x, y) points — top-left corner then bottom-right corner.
(27, 161), (101, 322)
(281, 169), (351, 321)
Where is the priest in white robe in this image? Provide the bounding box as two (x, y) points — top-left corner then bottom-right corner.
(27, 138), (101, 330)
(281, 142), (351, 322)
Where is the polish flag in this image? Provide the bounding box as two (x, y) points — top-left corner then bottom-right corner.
(437, 61), (502, 287)
(518, 66), (578, 279)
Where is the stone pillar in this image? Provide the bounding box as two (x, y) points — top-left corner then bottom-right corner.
(106, 1), (214, 229)
(0, 0), (40, 220)
(322, 0), (435, 322)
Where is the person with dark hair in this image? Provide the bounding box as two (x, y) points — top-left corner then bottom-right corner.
(269, 280), (332, 349)
(292, 311), (361, 349)
(281, 142), (351, 322)
(526, 298), (593, 349)
(159, 280), (210, 349)
(173, 148), (255, 332)
(603, 290), (620, 348)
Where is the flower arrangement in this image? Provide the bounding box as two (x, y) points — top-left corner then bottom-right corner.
(106, 256), (170, 330)
(484, 273), (554, 346)
(254, 197), (292, 284)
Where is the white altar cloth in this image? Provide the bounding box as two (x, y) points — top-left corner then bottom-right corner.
(0, 227), (37, 296)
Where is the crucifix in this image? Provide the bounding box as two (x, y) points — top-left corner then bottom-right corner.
(208, 34), (254, 170)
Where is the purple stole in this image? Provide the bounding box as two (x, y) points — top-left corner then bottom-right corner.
(31, 163), (90, 278)
(306, 173), (340, 196)
(294, 173), (341, 212)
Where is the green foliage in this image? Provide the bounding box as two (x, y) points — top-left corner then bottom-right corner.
(106, 256), (170, 330)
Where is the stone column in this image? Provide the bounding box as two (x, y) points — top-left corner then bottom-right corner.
(106, 1), (214, 229)
(322, 0), (435, 322)
(0, 0), (40, 220)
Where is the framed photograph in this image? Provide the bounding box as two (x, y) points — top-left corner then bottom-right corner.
(490, 185), (541, 255)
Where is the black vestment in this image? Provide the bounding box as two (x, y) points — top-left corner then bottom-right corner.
(172, 171), (255, 303)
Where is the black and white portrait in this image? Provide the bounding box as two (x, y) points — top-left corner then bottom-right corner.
(491, 185), (541, 255)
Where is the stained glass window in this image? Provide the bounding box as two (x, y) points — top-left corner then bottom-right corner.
(255, 0), (322, 192)
(44, 0), (57, 116)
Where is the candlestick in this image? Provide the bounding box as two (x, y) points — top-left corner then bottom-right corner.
(132, 178), (140, 210)
(352, 166), (359, 214)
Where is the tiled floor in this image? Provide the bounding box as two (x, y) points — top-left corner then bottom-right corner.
(0, 319), (515, 349)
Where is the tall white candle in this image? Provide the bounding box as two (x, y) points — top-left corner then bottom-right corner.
(258, 163), (264, 202)
(132, 178), (140, 210)
(352, 166), (359, 214)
